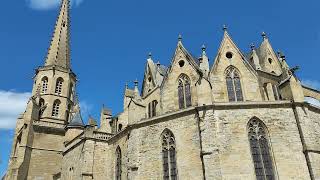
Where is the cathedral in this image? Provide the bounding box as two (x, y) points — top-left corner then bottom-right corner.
(4, 0), (320, 179)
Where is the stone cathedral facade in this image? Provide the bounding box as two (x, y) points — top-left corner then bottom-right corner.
(4, 0), (320, 180)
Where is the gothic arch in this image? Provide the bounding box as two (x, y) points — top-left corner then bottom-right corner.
(161, 129), (178, 180)
(247, 117), (276, 180)
(177, 74), (192, 109)
(225, 66), (244, 102)
(55, 77), (64, 95)
(41, 76), (49, 94)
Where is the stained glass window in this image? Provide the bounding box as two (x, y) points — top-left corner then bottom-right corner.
(178, 74), (192, 109)
(226, 67), (243, 102)
(248, 118), (275, 180)
(162, 129), (177, 180)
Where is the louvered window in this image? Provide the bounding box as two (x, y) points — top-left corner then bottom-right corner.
(41, 77), (48, 94)
(55, 78), (64, 95)
(178, 74), (192, 109)
(248, 118), (275, 180)
(52, 100), (61, 117)
(226, 67), (243, 102)
(115, 147), (121, 180)
(162, 129), (177, 180)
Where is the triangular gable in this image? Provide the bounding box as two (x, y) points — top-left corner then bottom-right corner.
(210, 31), (257, 77)
(160, 41), (202, 89)
(256, 38), (283, 75)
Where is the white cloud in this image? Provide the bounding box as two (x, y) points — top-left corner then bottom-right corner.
(26, 0), (84, 10)
(301, 79), (320, 90)
(0, 91), (31, 129)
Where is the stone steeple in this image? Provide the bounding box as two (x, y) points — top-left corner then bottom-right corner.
(45, 0), (71, 69)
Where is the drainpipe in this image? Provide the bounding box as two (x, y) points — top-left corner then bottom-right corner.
(291, 100), (314, 180)
(195, 106), (206, 180)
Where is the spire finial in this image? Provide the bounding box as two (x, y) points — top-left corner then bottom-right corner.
(201, 44), (206, 51)
(178, 34), (182, 42)
(223, 24), (228, 32)
(250, 43), (255, 50)
(156, 61), (160, 67)
(148, 52), (152, 59)
(125, 82), (128, 89)
(134, 79), (138, 86)
(262, 31), (267, 39)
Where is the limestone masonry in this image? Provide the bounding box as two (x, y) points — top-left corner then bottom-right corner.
(4, 0), (320, 179)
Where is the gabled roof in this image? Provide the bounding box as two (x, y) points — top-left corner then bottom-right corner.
(160, 39), (202, 88)
(210, 30), (257, 77)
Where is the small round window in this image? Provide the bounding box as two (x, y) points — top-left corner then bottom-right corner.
(268, 58), (273, 64)
(178, 60), (185, 67)
(226, 52), (233, 59)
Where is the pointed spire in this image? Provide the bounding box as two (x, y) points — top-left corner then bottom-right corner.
(45, 0), (71, 69)
(125, 82), (128, 89)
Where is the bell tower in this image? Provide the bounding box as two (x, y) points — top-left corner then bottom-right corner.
(5, 0), (76, 179)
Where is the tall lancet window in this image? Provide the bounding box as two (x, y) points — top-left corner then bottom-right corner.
(226, 67), (243, 102)
(41, 77), (48, 94)
(162, 129), (177, 180)
(52, 100), (61, 117)
(55, 78), (64, 95)
(248, 118), (275, 180)
(178, 74), (192, 109)
(115, 146), (122, 180)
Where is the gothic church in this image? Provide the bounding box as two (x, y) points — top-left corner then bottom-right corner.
(4, 0), (320, 179)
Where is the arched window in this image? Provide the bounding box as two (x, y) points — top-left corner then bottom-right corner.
(178, 74), (192, 109)
(55, 78), (64, 95)
(162, 129), (177, 180)
(39, 98), (45, 118)
(115, 146), (122, 180)
(226, 67), (243, 102)
(248, 118), (275, 180)
(41, 77), (48, 94)
(52, 100), (61, 117)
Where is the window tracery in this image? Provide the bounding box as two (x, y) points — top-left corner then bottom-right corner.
(162, 129), (177, 180)
(226, 67), (243, 102)
(248, 118), (275, 180)
(178, 74), (191, 109)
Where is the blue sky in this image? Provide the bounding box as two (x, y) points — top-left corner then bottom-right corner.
(1, 0), (320, 176)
